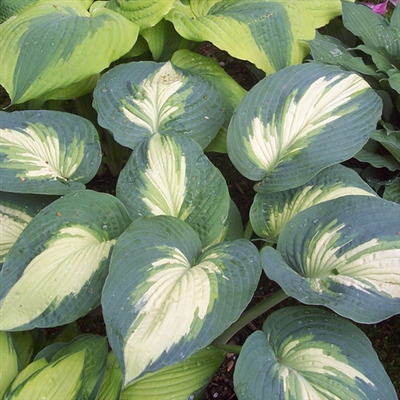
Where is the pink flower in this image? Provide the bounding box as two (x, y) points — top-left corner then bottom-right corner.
(364, 0), (398, 14)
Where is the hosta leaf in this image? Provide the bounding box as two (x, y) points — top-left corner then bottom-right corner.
(106, 0), (175, 29)
(171, 49), (247, 153)
(116, 134), (230, 248)
(96, 352), (123, 400)
(234, 306), (397, 400)
(355, 139), (400, 171)
(250, 164), (377, 242)
(10, 330), (46, 370)
(0, 192), (55, 265)
(0, 332), (20, 399)
(35, 334), (108, 400)
(0, 190), (132, 331)
(261, 196), (400, 323)
(4, 351), (85, 400)
(383, 177), (400, 204)
(167, 1), (344, 75)
(0, 110), (101, 195)
(227, 63), (382, 193)
(0, 0), (40, 23)
(93, 61), (224, 150)
(0, 0), (138, 104)
(103, 215), (261, 385)
(121, 346), (225, 398)
(372, 128), (400, 163)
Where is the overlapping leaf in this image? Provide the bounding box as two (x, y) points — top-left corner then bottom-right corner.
(0, 190), (131, 331)
(261, 196), (400, 323)
(93, 61), (224, 150)
(250, 164), (377, 242)
(103, 215), (261, 385)
(0, 332), (20, 399)
(234, 306), (398, 400)
(0, 0), (138, 104)
(0, 110), (101, 195)
(117, 134), (230, 248)
(227, 63), (382, 193)
(166, 0), (347, 75)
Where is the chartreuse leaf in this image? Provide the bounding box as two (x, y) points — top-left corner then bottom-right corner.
(106, 0), (175, 29)
(103, 215), (261, 385)
(0, 110), (101, 195)
(93, 60), (224, 150)
(0, 190), (132, 331)
(0, 0), (40, 23)
(250, 164), (377, 242)
(116, 134), (230, 248)
(34, 334), (108, 400)
(0, 0), (138, 104)
(166, 1), (346, 75)
(96, 352), (123, 400)
(10, 330), (46, 369)
(227, 63), (382, 193)
(0, 332), (20, 399)
(4, 351), (85, 400)
(262, 196), (400, 323)
(171, 49), (247, 153)
(234, 306), (398, 400)
(121, 346), (225, 399)
(0, 192), (55, 265)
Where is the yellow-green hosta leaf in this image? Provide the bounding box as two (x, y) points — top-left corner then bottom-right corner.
(227, 63), (382, 193)
(171, 49), (247, 153)
(0, 110), (101, 195)
(4, 351), (85, 400)
(0, 190), (132, 331)
(93, 60), (224, 150)
(0, 332), (20, 399)
(33, 334), (108, 400)
(116, 134), (230, 248)
(103, 216), (261, 385)
(121, 346), (225, 398)
(166, 0), (346, 75)
(250, 164), (377, 242)
(10, 330), (46, 370)
(0, 0), (40, 23)
(234, 306), (398, 400)
(262, 196), (400, 323)
(106, 0), (175, 29)
(96, 352), (123, 400)
(0, 0), (138, 104)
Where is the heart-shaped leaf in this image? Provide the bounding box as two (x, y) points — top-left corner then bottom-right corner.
(234, 306), (398, 400)
(0, 0), (138, 105)
(0, 110), (101, 195)
(227, 63), (382, 193)
(102, 215), (260, 384)
(250, 164), (377, 242)
(93, 61), (224, 150)
(116, 134), (230, 248)
(261, 195), (400, 323)
(0, 190), (132, 331)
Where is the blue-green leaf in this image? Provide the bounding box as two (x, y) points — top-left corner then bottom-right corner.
(93, 61), (224, 150)
(227, 63), (382, 193)
(0, 190), (131, 331)
(103, 215), (260, 385)
(234, 306), (397, 400)
(0, 110), (101, 195)
(261, 196), (400, 323)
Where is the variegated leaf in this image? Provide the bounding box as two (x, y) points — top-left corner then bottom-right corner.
(116, 134), (230, 248)
(103, 215), (261, 385)
(250, 164), (377, 242)
(261, 196), (400, 323)
(234, 306), (397, 400)
(0, 332), (20, 399)
(0, 190), (132, 331)
(96, 352), (123, 400)
(0, 0), (139, 104)
(227, 63), (382, 193)
(0, 110), (101, 195)
(166, 1), (347, 75)
(93, 61), (225, 150)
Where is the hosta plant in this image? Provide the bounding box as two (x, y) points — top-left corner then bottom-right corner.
(1, 0), (399, 399)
